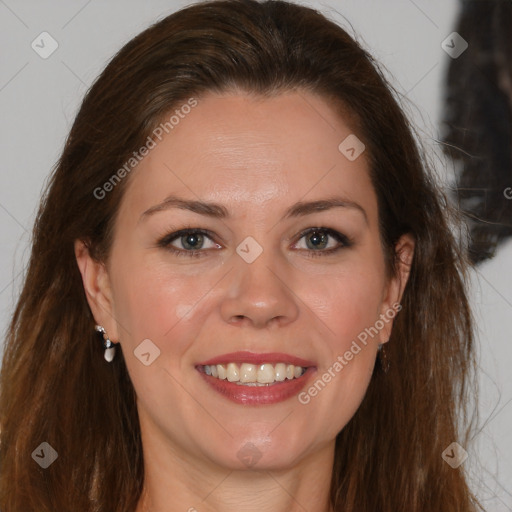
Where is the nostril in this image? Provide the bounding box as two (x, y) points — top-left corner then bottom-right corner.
(230, 315), (250, 326)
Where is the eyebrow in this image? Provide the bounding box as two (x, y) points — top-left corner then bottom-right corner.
(140, 194), (368, 224)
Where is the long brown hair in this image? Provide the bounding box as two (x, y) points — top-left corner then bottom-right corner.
(442, 0), (512, 264)
(0, 1), (484, 510)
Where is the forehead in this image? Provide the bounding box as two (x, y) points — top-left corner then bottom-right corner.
(117, 91), (377, 224)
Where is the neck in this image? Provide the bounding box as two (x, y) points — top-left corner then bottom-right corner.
(136, 441), (335, 512)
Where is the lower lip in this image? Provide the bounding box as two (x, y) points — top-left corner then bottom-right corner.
(197, 367), (316, 405)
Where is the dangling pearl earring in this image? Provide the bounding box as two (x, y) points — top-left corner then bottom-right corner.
(95, 325), (116, 362)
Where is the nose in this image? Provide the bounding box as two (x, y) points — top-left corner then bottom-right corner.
(219, 249), (300, 329)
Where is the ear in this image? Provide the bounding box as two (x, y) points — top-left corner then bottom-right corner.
(377, 233), (415, 344)
(74, 239), (120, 343)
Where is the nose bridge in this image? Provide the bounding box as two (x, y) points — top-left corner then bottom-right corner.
(220, 237), (299, 328)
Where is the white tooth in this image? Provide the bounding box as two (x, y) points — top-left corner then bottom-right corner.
(226, 363), (240, 382)
(274, 363), (287, 381)
(206, 362), (305, 383)
(257, 364), (275, 384)
(217, 364), (227, 380)
(239, 363), (257, 383)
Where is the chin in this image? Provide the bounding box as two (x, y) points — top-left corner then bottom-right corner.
(203, 431), (312, 472)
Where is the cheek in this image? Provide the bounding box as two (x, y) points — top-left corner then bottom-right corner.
(110, 259), (217, 361)
(111, 247), (385, 359)
(295, 265), (384, 433)
(310, 267), (385, 352)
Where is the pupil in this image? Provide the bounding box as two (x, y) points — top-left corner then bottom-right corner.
(184, 233), (202, 249)
(309, 230), (327, 249)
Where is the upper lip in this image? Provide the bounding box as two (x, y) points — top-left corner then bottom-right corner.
(197, 351), (316, 367)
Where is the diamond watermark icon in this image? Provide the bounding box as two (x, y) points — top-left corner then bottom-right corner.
(134, 338), (161, 366)
(442, 442), (468, 468)
(441, 32), (468, 59)
(32, 442), (58, 469)
(236, 236), (263, 264)
(338, 134), (365, 161)
(237, 442), (263, 468)
(31, 32), (59, 59)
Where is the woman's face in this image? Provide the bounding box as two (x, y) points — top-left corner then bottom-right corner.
(77, 90), (413, 472)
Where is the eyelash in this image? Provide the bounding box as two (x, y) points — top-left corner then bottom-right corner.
(156, 226), (353, 259)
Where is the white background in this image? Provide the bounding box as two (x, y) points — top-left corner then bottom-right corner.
(0, 0), (510, 509)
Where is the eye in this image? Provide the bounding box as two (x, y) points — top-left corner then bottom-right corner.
(157, 226), (352, 258)
(293, 227), (352, 257)
(157, 228), (220, 257)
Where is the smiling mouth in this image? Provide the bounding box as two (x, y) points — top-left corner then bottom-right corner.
(196, 351), (316, 405)
(198, 362), (307, 386)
